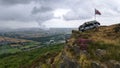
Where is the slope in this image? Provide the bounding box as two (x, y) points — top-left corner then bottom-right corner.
(29, 23), (120, 68)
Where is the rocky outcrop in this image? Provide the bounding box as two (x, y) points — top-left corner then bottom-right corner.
(30, 24), (120, 68)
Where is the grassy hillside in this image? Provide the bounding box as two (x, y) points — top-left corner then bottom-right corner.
(0, 43), (64, 68)
(0, 36), (42, 56)
(28, 24), (120, 68)
(0, 41), (39, 55)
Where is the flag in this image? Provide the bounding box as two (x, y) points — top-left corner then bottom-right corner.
(95, 9), (101, 15)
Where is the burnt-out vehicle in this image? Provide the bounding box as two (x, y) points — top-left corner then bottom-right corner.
(79, 20), (100, 32)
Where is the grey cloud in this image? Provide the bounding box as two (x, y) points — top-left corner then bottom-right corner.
(34, 12), (54, 23)
(64, 15), (92, 21)
(63, 0), (93, 21)
(32, 0), (93, 21)
(63, 0), (120, 21)
(0, 5), (34, 22)
(63, 10), (92, 21)
(0, 12), (31, 22)
(32, 6), (53, 14)
(39, 13), (54, 21)
(0, 0), (92, 22)
(0, 0), (34, 5)
(0, 0), (120, 28)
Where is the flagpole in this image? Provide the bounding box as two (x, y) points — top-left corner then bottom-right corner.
(94, 8), (96, 20)
(95, 13), (96, 20)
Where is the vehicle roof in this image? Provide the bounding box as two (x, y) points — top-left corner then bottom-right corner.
(83, 20), (99, 25)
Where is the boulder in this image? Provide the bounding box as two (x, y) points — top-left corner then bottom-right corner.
(107, 60), (120, 68)
(91, 62), (101, 68)
(114, 63), (120, 68)
(96, 49), (106, 57)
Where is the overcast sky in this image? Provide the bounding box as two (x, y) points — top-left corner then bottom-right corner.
(0, 0), (120, 29)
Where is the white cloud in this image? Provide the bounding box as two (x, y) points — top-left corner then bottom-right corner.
(53, 9), (70, 18)
(0, 0), (120, 28)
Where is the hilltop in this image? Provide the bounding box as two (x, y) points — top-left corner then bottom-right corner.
(28, 23), (120, 68)
(72, 23), (120, 45)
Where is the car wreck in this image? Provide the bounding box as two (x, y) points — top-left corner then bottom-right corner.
(79, 20), (100, 32)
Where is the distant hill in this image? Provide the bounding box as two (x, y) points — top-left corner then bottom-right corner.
(0, 36), (30, 46)
(0, 36), (30, 42)
(0, 28), (75, 39)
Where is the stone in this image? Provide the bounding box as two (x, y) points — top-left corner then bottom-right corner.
(66, 60), (80, 68)
(107, 60), (120, 68)
(101, 64), (108, 68)
(51, 64), (56, 68)
(60, 60), (80, 68)
(73, 45), (80, 56)
(96, 49), (106, 57)
(49, 57), (54, 64)
(60, 63), (66, 68)
(91, 62), (101, 68)
(114, 63), (120, 68)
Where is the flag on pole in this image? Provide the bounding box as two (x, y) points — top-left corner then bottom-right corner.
(95, 9), (101, 15)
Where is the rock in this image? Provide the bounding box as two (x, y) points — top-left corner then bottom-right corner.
(113, 24), (120, 33)
(51, 64), (56, 68)
(114, 63), (120, 68)
(66, 60), (80, 68)
(91, 62), (101, 68)
(107, 60), (120, 68)
(73, 45), (80, 56)
(60, 63), (66, 68)
(80, 50), (88, 56)
(101, 64), (108, 68)
(60, 60), (80, 68)
(49, 57), (54, 64)
(96, 49), (106, 57)
(61, 54), (80, 68)
(67, 61), (77, 68)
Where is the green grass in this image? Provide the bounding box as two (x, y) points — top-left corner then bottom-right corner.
(0, 45), (20, 55)
(0, 41), (40, 55)
(87, 41), (120, 61)
(0, 48), (21, 54)
(0, 43), (64, 68)
(20, 41), (40, 49)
